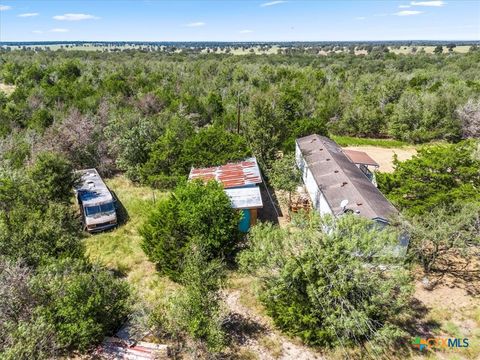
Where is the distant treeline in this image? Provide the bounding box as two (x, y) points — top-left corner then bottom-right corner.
(1, 49), (479, 187)
(1, 40), (479, 47)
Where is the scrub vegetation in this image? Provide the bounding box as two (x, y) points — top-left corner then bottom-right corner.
(1, 45), (479, 359)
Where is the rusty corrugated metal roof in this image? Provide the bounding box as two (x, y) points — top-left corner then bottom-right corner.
(343, 149), (379, 167)
(188, 157), (262, 189)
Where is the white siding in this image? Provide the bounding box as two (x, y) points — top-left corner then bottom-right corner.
(295, 143), (333, 216)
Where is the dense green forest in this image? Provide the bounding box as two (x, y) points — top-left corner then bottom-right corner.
(1, 49), (479, 358)
(1, 49), (479, 184)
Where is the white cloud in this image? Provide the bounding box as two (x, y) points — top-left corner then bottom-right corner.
(32, 30), (43, 34)
(239, 29), (254, 33)
(19, 12), (39, 17)
(53, 13), (99, 21)
(399, 5), (411, 8)
(50, 28), (69, 33)
(185, 22), (206, 27)
(0, 4), (11, 11)
(355, 16), (366, 20)
(411, 1), (446, 6)
(395, 10), (423, 16)
(260, 1), (286, 7)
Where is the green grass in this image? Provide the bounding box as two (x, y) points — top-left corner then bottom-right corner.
(84, 176), (177, 305)
(331, 135), (409, 148)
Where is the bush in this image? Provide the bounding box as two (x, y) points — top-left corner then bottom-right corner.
(0, 257), (130, 357)
(140, 180), (241, 281)
(33, 259), (131, 351)
(267, 153), (301, 205)
(140, 124), (250, 187)
(398, 202), (480, 273)
(239, 214), (413, 348)
(0, 202), (83, 267)
(178, 126), (250, 174)
(377, 140), (480, 215)
(28, 152), (77, 204)
(150, 245), (226, 354)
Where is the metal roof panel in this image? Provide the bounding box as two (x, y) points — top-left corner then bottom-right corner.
(343, 149), (379, 167)
(188, 157), (262, 188)
(225, 187), (263, 209)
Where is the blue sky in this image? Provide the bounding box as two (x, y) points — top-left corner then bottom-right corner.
(0, 1), (479, 42)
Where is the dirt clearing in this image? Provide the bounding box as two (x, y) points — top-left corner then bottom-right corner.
(343, 146), (417, 172)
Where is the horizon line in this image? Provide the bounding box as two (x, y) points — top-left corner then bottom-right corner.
(1, 39), (479, 44)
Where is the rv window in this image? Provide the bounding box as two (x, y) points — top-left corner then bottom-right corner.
(85, 205), (101, 216)
(85, 202), (115, 216)
(100, 202), (115, 213)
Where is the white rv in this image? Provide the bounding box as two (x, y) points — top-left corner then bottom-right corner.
(74, 169), (118, 233)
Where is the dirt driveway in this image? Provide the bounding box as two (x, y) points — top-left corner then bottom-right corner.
(343, 146), (417, 173)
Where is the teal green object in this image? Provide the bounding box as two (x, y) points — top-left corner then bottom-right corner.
(239, 209), (250, 232)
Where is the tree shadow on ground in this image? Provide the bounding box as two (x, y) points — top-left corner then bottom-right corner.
(425, 250), (480, 296)
(222, 312), (268, 346)
(404, 297), (441, 339)
(111, 190), (130, 226)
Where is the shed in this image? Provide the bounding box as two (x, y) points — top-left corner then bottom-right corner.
(188, 157), (263, 232)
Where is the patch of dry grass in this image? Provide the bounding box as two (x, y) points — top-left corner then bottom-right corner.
(412, 262), (480, 360)
(84, 176), (178, 305)
(227, 273), (269, 321)
(235, 349), (259, 360)
(258, 336), (283, 358)
(0, 83), (16, 96)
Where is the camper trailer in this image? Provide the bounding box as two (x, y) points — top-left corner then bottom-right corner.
(74, 168), (117, 233)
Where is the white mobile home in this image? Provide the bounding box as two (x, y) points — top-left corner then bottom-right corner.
(295, 134), (397, 224)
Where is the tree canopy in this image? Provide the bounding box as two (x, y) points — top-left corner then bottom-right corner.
(140, 180), (241, 281)
(0, 152), (131, 358)
(239, 213), (413, 349)
(2, 49), (480, 186)
(377, 140), (480, 215)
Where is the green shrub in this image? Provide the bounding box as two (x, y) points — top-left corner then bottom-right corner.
(377, 140), (480, 215)
(140, 180), (241, 281)
(150, 245), (226, 353)
(398, 202), (480, 273)
(239, 214), (413, 348)
(140, 124), (250, 187)
(0, 257), (130, 356)
(33, 258), (131, 351)
(28, 152), (77, 204)
(0, 202), (83, 267)
(178, 125), (250, 173)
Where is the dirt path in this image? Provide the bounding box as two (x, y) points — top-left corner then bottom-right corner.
(343, 146), (417, 173)
(223, 290), (325, 360)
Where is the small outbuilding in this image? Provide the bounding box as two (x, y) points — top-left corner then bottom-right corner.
(188, 157), (263, 232)
(343, 149), (380, 185)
